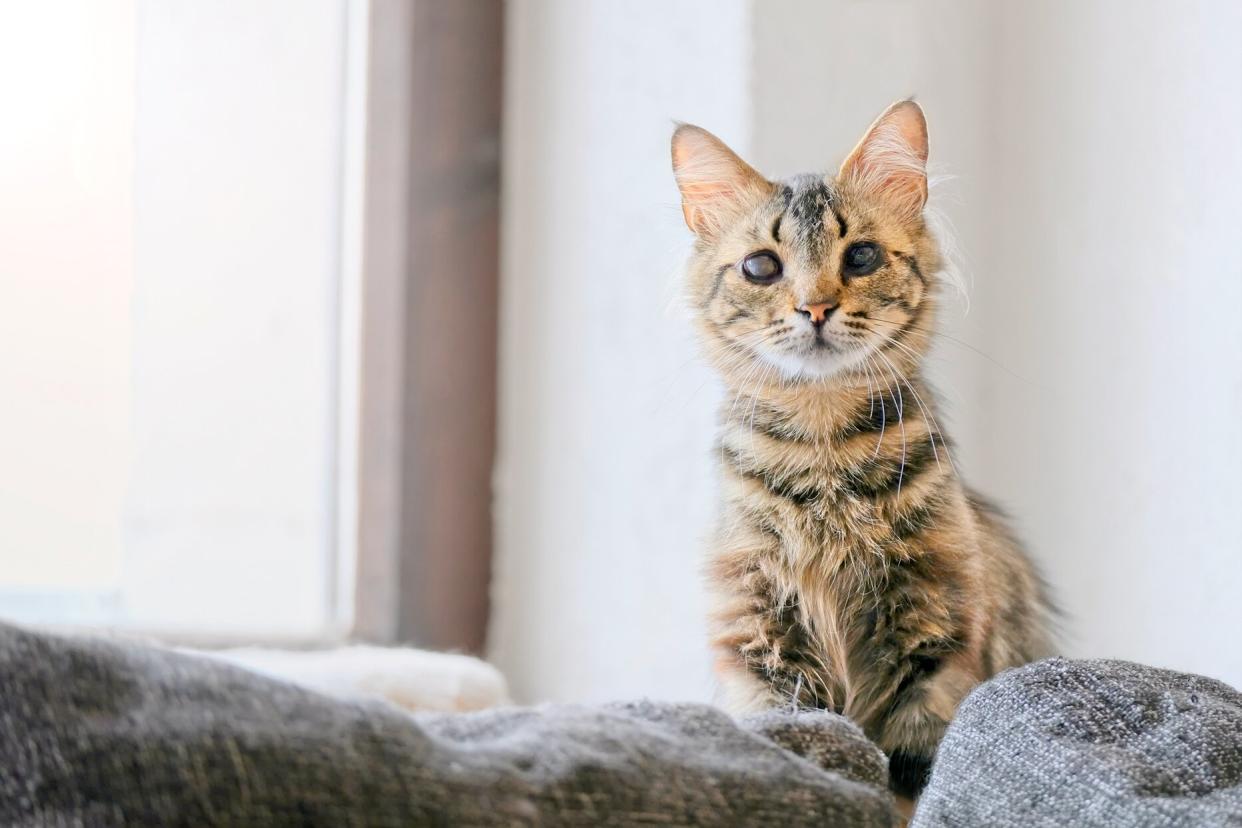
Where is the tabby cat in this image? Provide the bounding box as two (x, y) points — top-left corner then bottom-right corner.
(670, 101), (1054, 796)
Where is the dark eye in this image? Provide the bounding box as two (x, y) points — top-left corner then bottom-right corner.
(740, 251), (783, 284)
(843, 242), (883, 277)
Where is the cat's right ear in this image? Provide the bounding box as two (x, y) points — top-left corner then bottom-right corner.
(671, 124), (771, 239)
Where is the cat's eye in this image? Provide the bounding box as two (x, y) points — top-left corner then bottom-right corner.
(843, 242), (883, 277)
(741, 251), (783, 285)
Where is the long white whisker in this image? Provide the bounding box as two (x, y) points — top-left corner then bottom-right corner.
(881, 356), (908, 497)
(879, 340), (941, 472)
(865, 315), (1029, 385)
(874, 335), (960, 477)
(865, 355), (890, 460)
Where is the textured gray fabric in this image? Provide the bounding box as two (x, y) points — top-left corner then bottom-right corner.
(914, 657), (1242, 827)
(0, 623), (895, 826)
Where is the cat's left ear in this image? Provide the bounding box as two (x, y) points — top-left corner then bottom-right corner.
(838, 100), (929, 218)
(671, 124), (773, 239)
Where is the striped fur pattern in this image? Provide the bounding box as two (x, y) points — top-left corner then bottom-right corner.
(671, 102), (1054, 796)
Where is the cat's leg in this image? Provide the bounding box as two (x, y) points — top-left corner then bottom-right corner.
(706, 529), (835, 714)
(874, 657), (978, 797)
(707, 559), (791, 714)
(713, 639), (833, 715)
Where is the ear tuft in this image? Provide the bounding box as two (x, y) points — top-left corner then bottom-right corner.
(838, 100), (929, 218)
(671, 124), (771, 239)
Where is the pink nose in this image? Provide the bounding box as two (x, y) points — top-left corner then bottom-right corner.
(797, 302), (837, 326)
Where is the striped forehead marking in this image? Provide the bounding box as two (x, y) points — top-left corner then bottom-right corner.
(782, 175), (847, 264)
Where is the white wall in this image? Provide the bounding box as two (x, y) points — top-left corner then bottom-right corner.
(976, 1), (1242, 684)
(493, 0), (1242, 703)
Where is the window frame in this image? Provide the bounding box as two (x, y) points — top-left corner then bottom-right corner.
(349, 0), (502, 654)
(0, 0), (503, 653)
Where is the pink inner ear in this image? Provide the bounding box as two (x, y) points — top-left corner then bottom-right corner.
(892, 106), (929, 163)
(843, 106), (929, 215)
(680, 179), (742, 203)
(672, 125), (770, 237)
(680, 180), (744, 236)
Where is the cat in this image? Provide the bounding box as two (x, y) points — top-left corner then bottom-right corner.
(670, 100), (1055, 797)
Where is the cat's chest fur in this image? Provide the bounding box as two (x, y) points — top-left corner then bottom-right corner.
(714, 417), (976, 721)
(721, 424), (931, 567)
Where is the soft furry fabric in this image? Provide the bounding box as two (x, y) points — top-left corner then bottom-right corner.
(915, 658), (1242, 827)
(201, 644), (510, 713)
(0, 622), (896, 826)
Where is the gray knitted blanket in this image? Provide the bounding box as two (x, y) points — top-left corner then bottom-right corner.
(916, 657), (1242, 827)
(2, 621), (1240, 826)
(0, 623), (895, 826)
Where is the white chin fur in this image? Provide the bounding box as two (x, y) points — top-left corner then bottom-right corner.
(762, 345), (869, 382)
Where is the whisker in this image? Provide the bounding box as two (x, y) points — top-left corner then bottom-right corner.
(872, 335), (961, 477)
(864, 316), (1029, 384)
(864, 355), (890, 460)
(879, 355), (909, 497)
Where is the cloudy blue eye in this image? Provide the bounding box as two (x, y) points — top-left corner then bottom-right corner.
(843, 242), (883, 277)
(741, 251), (783, 284)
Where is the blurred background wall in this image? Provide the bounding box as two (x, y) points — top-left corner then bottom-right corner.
(491, 0), (1242, 703)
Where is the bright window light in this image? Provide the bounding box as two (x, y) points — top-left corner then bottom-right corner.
(0, 0), (362, 639)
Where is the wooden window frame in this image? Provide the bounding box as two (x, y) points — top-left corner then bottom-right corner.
(351, 0), (502, 654)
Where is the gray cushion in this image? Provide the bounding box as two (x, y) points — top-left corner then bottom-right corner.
(914, 657), (1242, 827)
(0, 623), (895, 826)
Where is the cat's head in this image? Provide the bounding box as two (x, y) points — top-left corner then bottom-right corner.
(671, 101), (942, 384)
